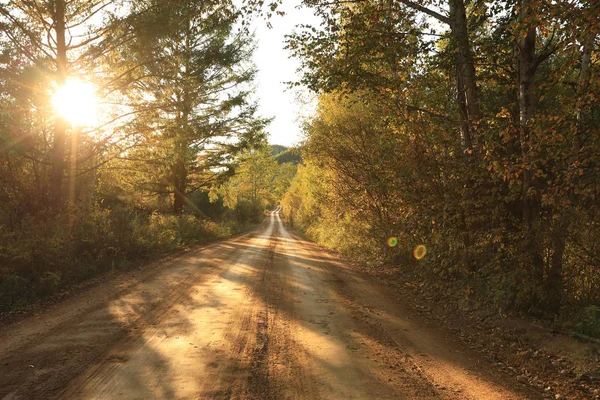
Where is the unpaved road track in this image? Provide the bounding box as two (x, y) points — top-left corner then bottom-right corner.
(0, 210), (540, 399)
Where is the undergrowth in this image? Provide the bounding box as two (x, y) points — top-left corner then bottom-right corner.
(0, 206), (256, 313)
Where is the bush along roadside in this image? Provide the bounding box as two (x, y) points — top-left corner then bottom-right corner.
(0, 206), (257, 313)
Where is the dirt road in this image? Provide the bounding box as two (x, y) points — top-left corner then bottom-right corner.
(0, 210), (540, 399)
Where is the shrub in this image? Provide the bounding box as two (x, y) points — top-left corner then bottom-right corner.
(232, 199), (264, 225)
(0, 206), (236, 312)
(574, 306), (600, 338)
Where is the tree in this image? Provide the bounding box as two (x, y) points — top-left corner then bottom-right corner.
(116, 0), (268, 214)
(219, 146), (279, 209)
(0, 0), (133, 209)
(282, 0), (481, 154)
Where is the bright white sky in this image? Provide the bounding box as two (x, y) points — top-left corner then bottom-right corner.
(251, 1), (320, 147)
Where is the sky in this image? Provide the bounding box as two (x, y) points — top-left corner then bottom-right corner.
(251, 1), (320, 147)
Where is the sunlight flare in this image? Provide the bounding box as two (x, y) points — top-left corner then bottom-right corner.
(52, 79), (98, 126)
(413, 245), (427, 260)
(386, 236), (398, 247)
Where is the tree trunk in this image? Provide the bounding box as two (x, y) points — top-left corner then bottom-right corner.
(172, 113), (188, 214)
(50, 0), (68, 209)
(576, 31), (596, 139)
(547, 225), (565, 312)
(448, 0), (479, 262)
(172, 157), (187, 214)
(519, 24), (538, 228)
(518, 1), (545, 297)
(158, 180), (169, 212)
(456, 71), (473, 152)
(173, 13), (192, 215)
(449, 0), (481, 152)
(397, 0), (481, 149)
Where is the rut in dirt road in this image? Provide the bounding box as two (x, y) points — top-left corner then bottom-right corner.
(0, 210), (541, 399)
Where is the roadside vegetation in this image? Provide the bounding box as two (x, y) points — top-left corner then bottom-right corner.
(280, 0), (600, 337)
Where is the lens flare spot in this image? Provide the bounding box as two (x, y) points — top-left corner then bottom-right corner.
(413, 244), (427, 260)
(386, 236), (398, 247)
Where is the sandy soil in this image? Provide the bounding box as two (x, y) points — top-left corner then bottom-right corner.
(0, 210), (541, 399)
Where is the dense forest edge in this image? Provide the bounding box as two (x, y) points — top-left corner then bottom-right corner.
(276, 0), (600, 340)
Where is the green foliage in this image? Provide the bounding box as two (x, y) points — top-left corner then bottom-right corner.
(0, 274), (30, 312)
(282, 162), (380, 260)
(271, 145), (303, 165)
(144, 213), (223, 249)
(216, 146), (297, 211)
(228, 199), (265, 225)
(0, 207), (233, 312)
(281, 163), (322, 232)
(574, 306), (600, 338)
(271, 145), (288, 156)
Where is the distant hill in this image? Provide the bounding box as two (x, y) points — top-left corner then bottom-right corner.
(271, 144), (288, 156)
(270, 145), (302, 165)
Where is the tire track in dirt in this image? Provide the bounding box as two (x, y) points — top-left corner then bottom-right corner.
(244, 211), (324, 400)
(197, 217), (276, 400)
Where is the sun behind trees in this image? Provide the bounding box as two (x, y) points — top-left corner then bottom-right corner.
(0, 1), (270, 311)
(281, 0), (600, 336)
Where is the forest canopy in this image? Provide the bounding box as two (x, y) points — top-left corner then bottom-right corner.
(279, 0), (600, 333)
